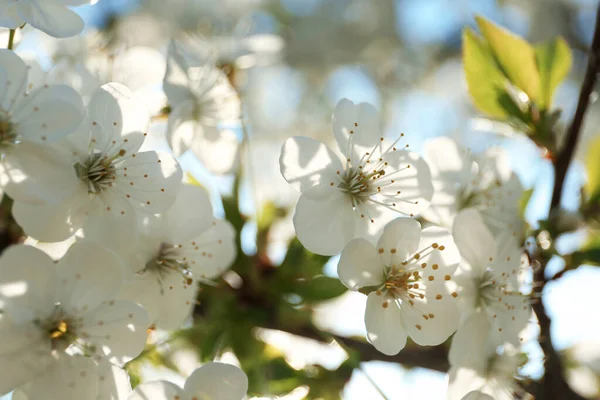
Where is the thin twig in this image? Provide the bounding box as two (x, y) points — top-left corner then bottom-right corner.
(532, 4), (600, 399)
(7, 29), (15, 50)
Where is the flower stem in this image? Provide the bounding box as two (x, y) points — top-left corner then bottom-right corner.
(7, 29), (15, 50)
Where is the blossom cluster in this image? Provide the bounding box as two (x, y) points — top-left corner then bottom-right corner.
(280, 100), (532, 399)
(0, 2), (246, 399)
(0, 1), (552, 400)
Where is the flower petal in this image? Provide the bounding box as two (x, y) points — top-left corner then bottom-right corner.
(185, 220), (236, 280)
(0, 49), (28, 111)
(12, 195), (87, 242)
(115, 151), (182, 214)
(332, 98), (381, 165)
(183, 362), (248, 400)
(13, 84), (84, 143)
(376, 218), (421, 267)
(80, 300), (149, 365)
(338, 238), (384, 290)
(26, 356), (98, 400)
(448, 311), (492, 369)
(452, 209), (496, 273)
(293, 185), (355, 256)
(365, 292), (407, 355)
(57, 241), (126, 314)
(189, 125), (239, 175)
(418, 225), (462, 280)
(461, 391), (494, 400)
(166, 184), (214, 242)
(119, 270), (196, 331)
(17, 3), (84, 38)
(279, 136), (343, 193)
(129, 381), (186, 400)
(96, 360), (132, 400)
(0, 244), (58, 318)
(0, 2), (23, 29)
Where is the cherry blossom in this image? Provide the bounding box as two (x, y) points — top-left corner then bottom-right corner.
(164, 40), (242, 174)
(0, 0), (90, 38)
(337, 218), (460, 355)
(117, 184), (236, 330)
(11, 82), (182, 245)
(280, 99), (433, 255)
(0, 50), (84, 204)
(129, 362), (248, 400)
(0, 242), (149, 398)
(423, 137), (525, 248)
(448, 343), (524, 400)
(448, 209), (531, 367)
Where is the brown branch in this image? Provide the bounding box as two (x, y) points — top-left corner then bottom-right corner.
(532, 4), (600, 399)
(261, 323), (449, 373)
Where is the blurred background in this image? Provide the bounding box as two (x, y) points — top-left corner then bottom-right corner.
(4, 0), (600, 398)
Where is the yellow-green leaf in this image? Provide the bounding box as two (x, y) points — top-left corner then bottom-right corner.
(475, 16), (540, 103)
(535, 37), (572, 110)
(463, 28), (512, 118)
(585, 136), (600, 202)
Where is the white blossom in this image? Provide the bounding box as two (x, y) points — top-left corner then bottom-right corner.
(117, 184), (236, 330)
(0, 0), (90, 38)
(0, 50), (84, 204)
(164, 40), (242, 174)
(129, 362), (248, 400)
(280, 98), (433, 255)
(11, 82), (182, 245)
(423, 137), (525, 248)
(448, 343), (524, 400)
(0, 242), (149, 398)
(449, 209), (531, 367)
(337, 218), (460, 355)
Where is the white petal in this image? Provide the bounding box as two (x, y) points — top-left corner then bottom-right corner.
(293, 185), (355, 256)
(57, 242), (126, 314)
(0, 2), (23, 29)
(12, 194), (87, 242)
(365, 292), (407, 355)
(80, 300), (149, 365)
(96, 360), (132, 400)
(189, 125), (239, 175)
(452, 209), (497, 272)
(488, 293), (531, 346)
(163, 40), (194, 106)
(0, 244), (58, 318)
(447, 366), (488, 400)
(424, 137), (468, 175)
(419, 226), (462, 280)
(1, 142), (78, 204)
(279, 136), (343, 193)
(0, 49), (28, 111)
(129, 381), (186, 400)
(185, 220), (236, 280)
(461, 391), (494, 400)
(17, 4), (84, 38)
(119, 270), (196, 331)
(13, 84), (84, 143)
(166, 184), (214, 242)
(87, 83), (148, 152)
(332, 99), (381, 165)
(115, 151), (182, 214)
(27, 355), (98, 400)
(183, 362), (248, 400)
(337, 238), (384, 290)
(376, 218), (421, 266)
(376, 150), (434, 216)
(81, 195), (136, 255)
(401, 286), (459, 346)
(166, 101), (197, 157)
(449, 311), (492, 369)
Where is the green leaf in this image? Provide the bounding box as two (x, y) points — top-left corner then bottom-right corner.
(585, 136), (600, 203)
(462, 28), (513, 118)
(535, 37), (572, 110)
(475, 16), (541, 103)
(294, 276), (347, 302)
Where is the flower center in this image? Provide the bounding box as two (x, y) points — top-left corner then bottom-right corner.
(383, 267), (419, 299)
(0, 117), (18, 148)
(37, 307), (79, 351)
(74, 152), (119, 194)
(338, 167), (384, 202)
(143, 243), (193, 293)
